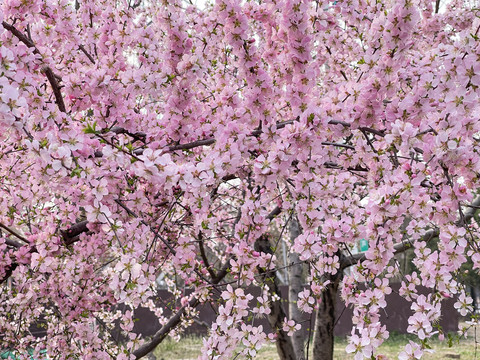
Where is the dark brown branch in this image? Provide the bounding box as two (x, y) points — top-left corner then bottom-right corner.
(321, 141), (355, 150)
(324, 161), (369, 172)
(417, 128), (437, 137)
(1, 22), (38, 52)
(328, 119), (351, 127)
(249, 119), (296, 136)
(266, 205), (282, 220)
(462, 203), (480, 210)
(359, 126), (385, 137)
(96, 134), (143, 161)
(111, 127), (146, 141)
(133, 296), (200, 358)
(459, 196), (480, 226)
(60, 220), (89, 245)
(2, 22), (66, 113)
(5, 238), (25, 248)
(198, 232), (216, 279)
(41, 66), (66, 113)
(0, 222), (28, 244)
(360, 128), (377, 153)
(212, 257), (232, 284)
(327, 120), (385, 139)
(169, 119), (297, 152)
(0, 220), (91, 284)
(78, 44), (95, 64)
(168, 138), (215, 151)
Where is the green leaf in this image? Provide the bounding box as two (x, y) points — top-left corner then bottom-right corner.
(83, 121), (97, 134)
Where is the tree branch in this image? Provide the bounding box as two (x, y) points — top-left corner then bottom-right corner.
(1, 21), (38, 52)
(60, 220), (90, 245)
(4, 238), (25, 248)
(168, 138), (215, 152)
(321, 141), (355, 150)
(132, 255), (232, 358)
(0, 220), (91, 284)
(0, 222), (28, 244)
(132, 296), (200, 358)
(340, 228), (439, 269)
(340, 195), (480, 269)
(359, 127), (385, 137)
(78, 44), (95, 64)
(168, 120), (297, 152)
(110, 127), (146, 142)
(133, 207), (282, 358)
(41, 66), (66, 113)
(2, 22), (66, 113)
(198, 232), (216, 280)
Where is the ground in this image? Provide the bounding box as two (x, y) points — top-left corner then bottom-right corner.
(153, 328), (479, 360)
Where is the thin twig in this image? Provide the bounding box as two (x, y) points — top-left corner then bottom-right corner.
(78, 44), (95, 64)
(0, 222), (28, 243)
(321, 141), (355, 150)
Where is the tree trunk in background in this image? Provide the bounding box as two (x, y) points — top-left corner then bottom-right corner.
(288, 217), (306, 359)
(312, 272), (341, 360)
(255, 234), (296, 360)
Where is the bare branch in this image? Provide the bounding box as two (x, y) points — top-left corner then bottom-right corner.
(78, 44), (95, 64)
(1, 21), (38, 52)
(110, 127), (146, 141)
(321, 141), (355, 150)
(5, 238), (25, 248)
(61, 220), (90, 245)
(168, 119), (297, 152)
(198, 232), (216, 279)
(41, 66), (66, 113)
(328, 119), (350, 127)
(133, 296), (200, 359)
(0, 222), (28, 244)
(168, 138), (215, 151)
(359, 127), (385, 137)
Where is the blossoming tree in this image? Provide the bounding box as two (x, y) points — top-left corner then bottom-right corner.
(1, 0), (480, 359)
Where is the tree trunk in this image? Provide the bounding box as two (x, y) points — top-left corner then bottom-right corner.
(288, 217), (305, 359)
(312, 272), (341, 360)
(255, 235), (296, 360)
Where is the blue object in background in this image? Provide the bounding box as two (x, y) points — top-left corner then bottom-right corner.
(359, 238), (369, 252)
(1, 349), (48, 360)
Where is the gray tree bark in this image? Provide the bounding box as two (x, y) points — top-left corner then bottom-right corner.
(288, 217), (306, 359)
(312, 271), (341, 360)
(255, 234), (296, 360)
